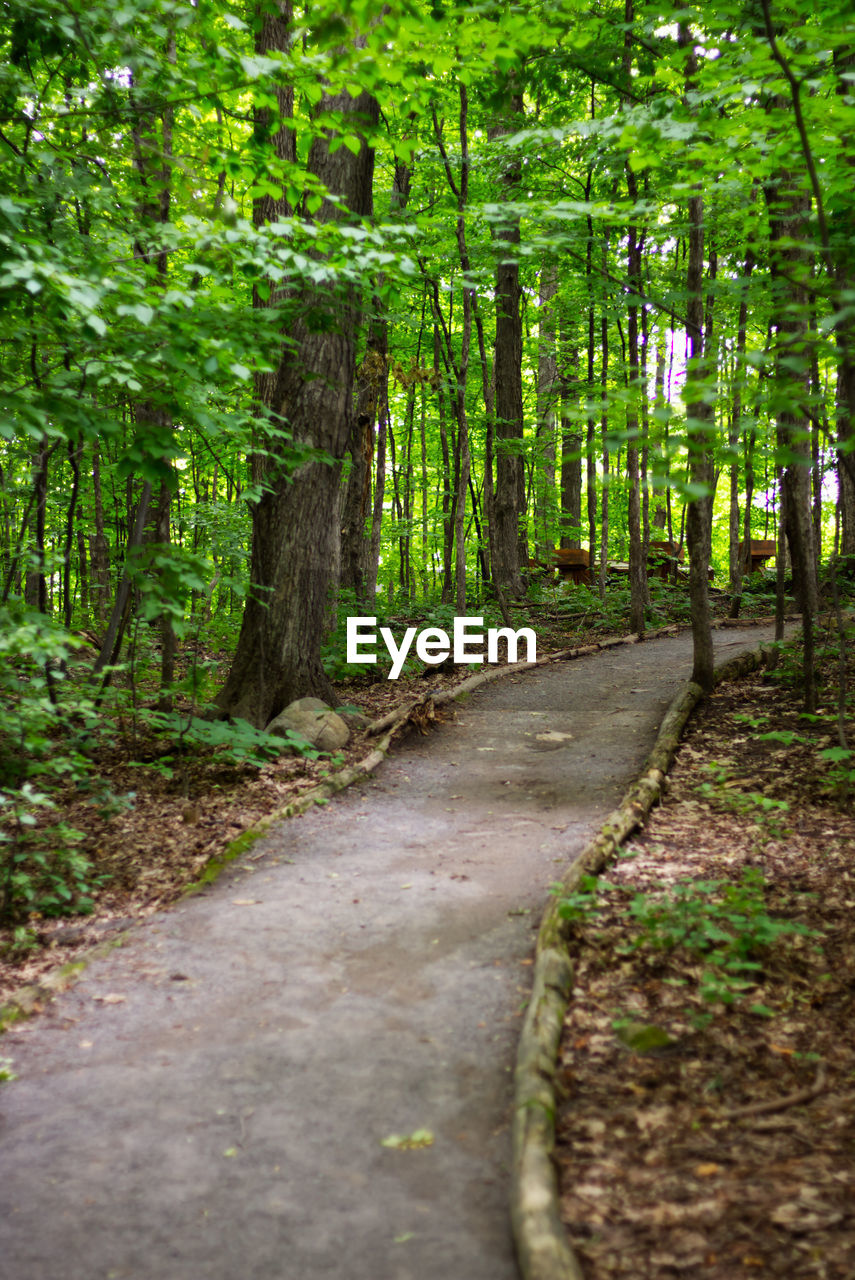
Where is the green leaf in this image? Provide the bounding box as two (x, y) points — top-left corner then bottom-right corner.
(381, 1129), (434, 1150)
(613, 1021), (678, 1053)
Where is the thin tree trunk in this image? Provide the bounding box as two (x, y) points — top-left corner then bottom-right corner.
(24, 440), (49, 614)
(559, 325), (582, 550)
(728, 249), (755, 615)
(490, 87), (526, 597)
(90, 481), (154, 681)
(681, 27), (715, 691)
(764, 149), (818, 708)
(599, 237), (610, 599)
(623, 7), (645, 634)
(89, 441), (111, 629)
(535, 264), (558, 561)
(625, 166), (645, 636)
(435, 326), (454, 601)
(62, 438), (82, 629)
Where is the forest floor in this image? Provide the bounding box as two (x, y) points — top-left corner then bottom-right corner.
(555, 637), (855, 1279)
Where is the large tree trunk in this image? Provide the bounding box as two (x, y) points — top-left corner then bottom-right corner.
(339, 389), (372, 607)
(435, 326), (454, 601)
(339, 335), (384, 605)
(217, 6), (378, 725)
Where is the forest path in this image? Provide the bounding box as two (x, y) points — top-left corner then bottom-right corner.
(0, 625), (778, 1280)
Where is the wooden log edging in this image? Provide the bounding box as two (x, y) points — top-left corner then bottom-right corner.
(234, 725), (397, 835)
(510, 641), (775, 1280)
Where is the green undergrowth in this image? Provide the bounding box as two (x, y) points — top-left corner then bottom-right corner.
(554, 866), (818, 1021)
(0, 600), (326, 927)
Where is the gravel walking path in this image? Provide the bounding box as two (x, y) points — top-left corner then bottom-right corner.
(0, 626), (776, 1280)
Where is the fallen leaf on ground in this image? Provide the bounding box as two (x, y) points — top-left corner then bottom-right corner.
(381, 1129), (434, 1150)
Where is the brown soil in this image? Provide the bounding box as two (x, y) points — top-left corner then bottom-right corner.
(555, 643), (855, 1279)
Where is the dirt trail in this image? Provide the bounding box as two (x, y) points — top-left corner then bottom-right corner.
(0, 627), (775, 1280)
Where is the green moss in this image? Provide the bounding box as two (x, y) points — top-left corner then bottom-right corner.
(0, 1003), (26, 1033)
(184, 828), (264, 895)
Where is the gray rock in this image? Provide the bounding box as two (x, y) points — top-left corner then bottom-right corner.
(266, 698), (350, 753)
(336, 706), (371, 730)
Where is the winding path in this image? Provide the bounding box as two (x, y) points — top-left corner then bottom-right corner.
(0, 626), (774, 1280)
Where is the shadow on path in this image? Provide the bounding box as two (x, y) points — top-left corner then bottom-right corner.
(0, 627), (776, 1280)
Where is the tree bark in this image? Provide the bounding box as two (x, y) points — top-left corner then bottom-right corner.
(340, 160), (410, 603)
(623, 5), (645, 635)
(728, 249), (755, 613)
(684, 188), (715, 691)
(218, 5), (379, 724)
(836, 328), (855, 556)
(490, 89), (526, 597)
(89, 441), (111, 629)
(339, 354), (378, 606)
(680, 25), (715, 691)
(535, 263), (558, 561)
(559, 324), (582, 550)
(599, 234), (610, 599)
(763, 143), (818, 706)
(625, 167), (646, 636)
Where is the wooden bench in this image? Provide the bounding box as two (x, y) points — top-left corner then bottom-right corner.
(739, 538), (776, 574)
(552, 548), (591, 586)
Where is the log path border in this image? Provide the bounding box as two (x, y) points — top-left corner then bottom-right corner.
(509, 636), (782, 1280)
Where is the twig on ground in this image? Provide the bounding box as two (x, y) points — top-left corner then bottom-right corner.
(717, 1063), (828, 1122)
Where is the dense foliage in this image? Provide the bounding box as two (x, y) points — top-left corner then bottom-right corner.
(1, 0), (853, 916)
